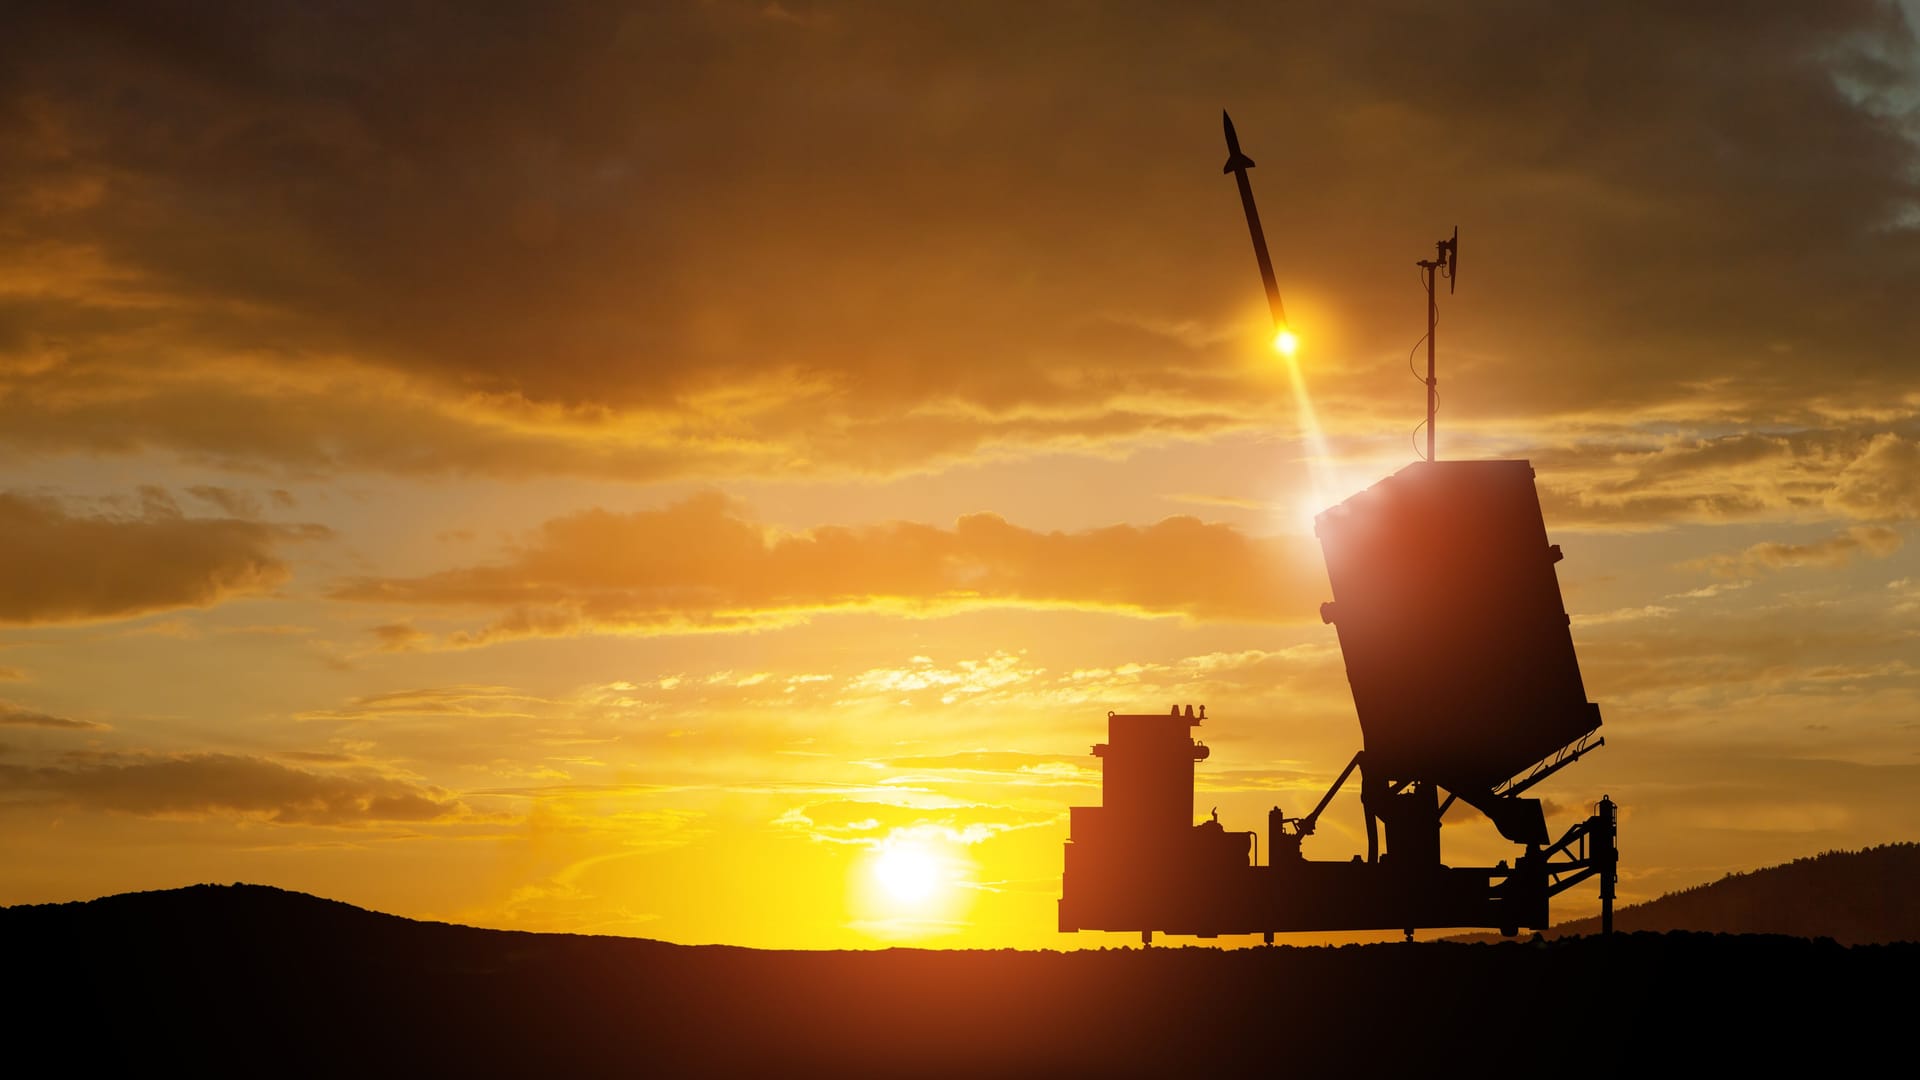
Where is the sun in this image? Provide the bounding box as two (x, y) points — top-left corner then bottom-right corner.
(873, 841), (942, 904)
(849, 831), (977, 940)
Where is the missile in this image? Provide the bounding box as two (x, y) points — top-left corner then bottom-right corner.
(1222, 110), (1287, 331)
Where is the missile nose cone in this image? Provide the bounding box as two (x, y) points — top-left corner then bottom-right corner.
(1221, 110), (1254, 174)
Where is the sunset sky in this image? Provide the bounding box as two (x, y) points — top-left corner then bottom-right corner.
(4, 1), (1919, 949)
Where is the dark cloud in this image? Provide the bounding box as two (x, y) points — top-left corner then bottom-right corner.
(274, 749), (357, 764)
(1580, 603), (1917, 699)
(1617, 435), (1804, 486)
(0, 491), (327, 625)
(369, 622), (428, 651)
(1540, 487), (1779, 529)
(1523, 426), (1919, 527)
(0, 700), (105, 730)
(1692, 525), (1903, 578)
(331, 493), (1328, 642)
(0, 2), (1913, 480)
(0, 750), (465, 824)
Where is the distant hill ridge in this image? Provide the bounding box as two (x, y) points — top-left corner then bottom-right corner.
(1457, 841), (1920, 944)
(6, 868), (1917, 1072)
(11, 842), (1918, 946)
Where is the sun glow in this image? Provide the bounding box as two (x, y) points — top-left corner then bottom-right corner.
(1262, 321), (1339, 532)
(873, 841), (943, 904)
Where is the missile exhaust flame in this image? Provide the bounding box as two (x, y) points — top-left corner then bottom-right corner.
(1224, 111), (1337, 524)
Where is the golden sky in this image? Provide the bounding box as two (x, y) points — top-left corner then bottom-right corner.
(3, 1), (1919, 948)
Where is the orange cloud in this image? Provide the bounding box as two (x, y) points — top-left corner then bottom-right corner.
(369, 622), (429, 652)
(332, 494), (1327, 643)
(1831, 434), (1920, 521)
(0, 491), (327, 625)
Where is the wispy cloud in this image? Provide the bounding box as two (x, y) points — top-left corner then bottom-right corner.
(775, 799), (1059, 847)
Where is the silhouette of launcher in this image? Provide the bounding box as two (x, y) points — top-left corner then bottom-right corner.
(1060, 460), (1618, 943)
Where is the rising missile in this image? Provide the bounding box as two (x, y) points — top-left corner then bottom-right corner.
(1222, 110), (1288, 332)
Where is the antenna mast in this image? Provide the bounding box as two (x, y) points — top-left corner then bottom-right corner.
(1415, 227), (1458, 461)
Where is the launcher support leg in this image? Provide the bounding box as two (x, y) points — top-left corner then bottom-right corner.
(1598, 795), (1618, 935)
(1361, 772), (1383, 864)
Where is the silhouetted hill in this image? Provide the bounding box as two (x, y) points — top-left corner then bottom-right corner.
(1454, 843), (1920, 944)
(7, 883), (1910, 1074)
